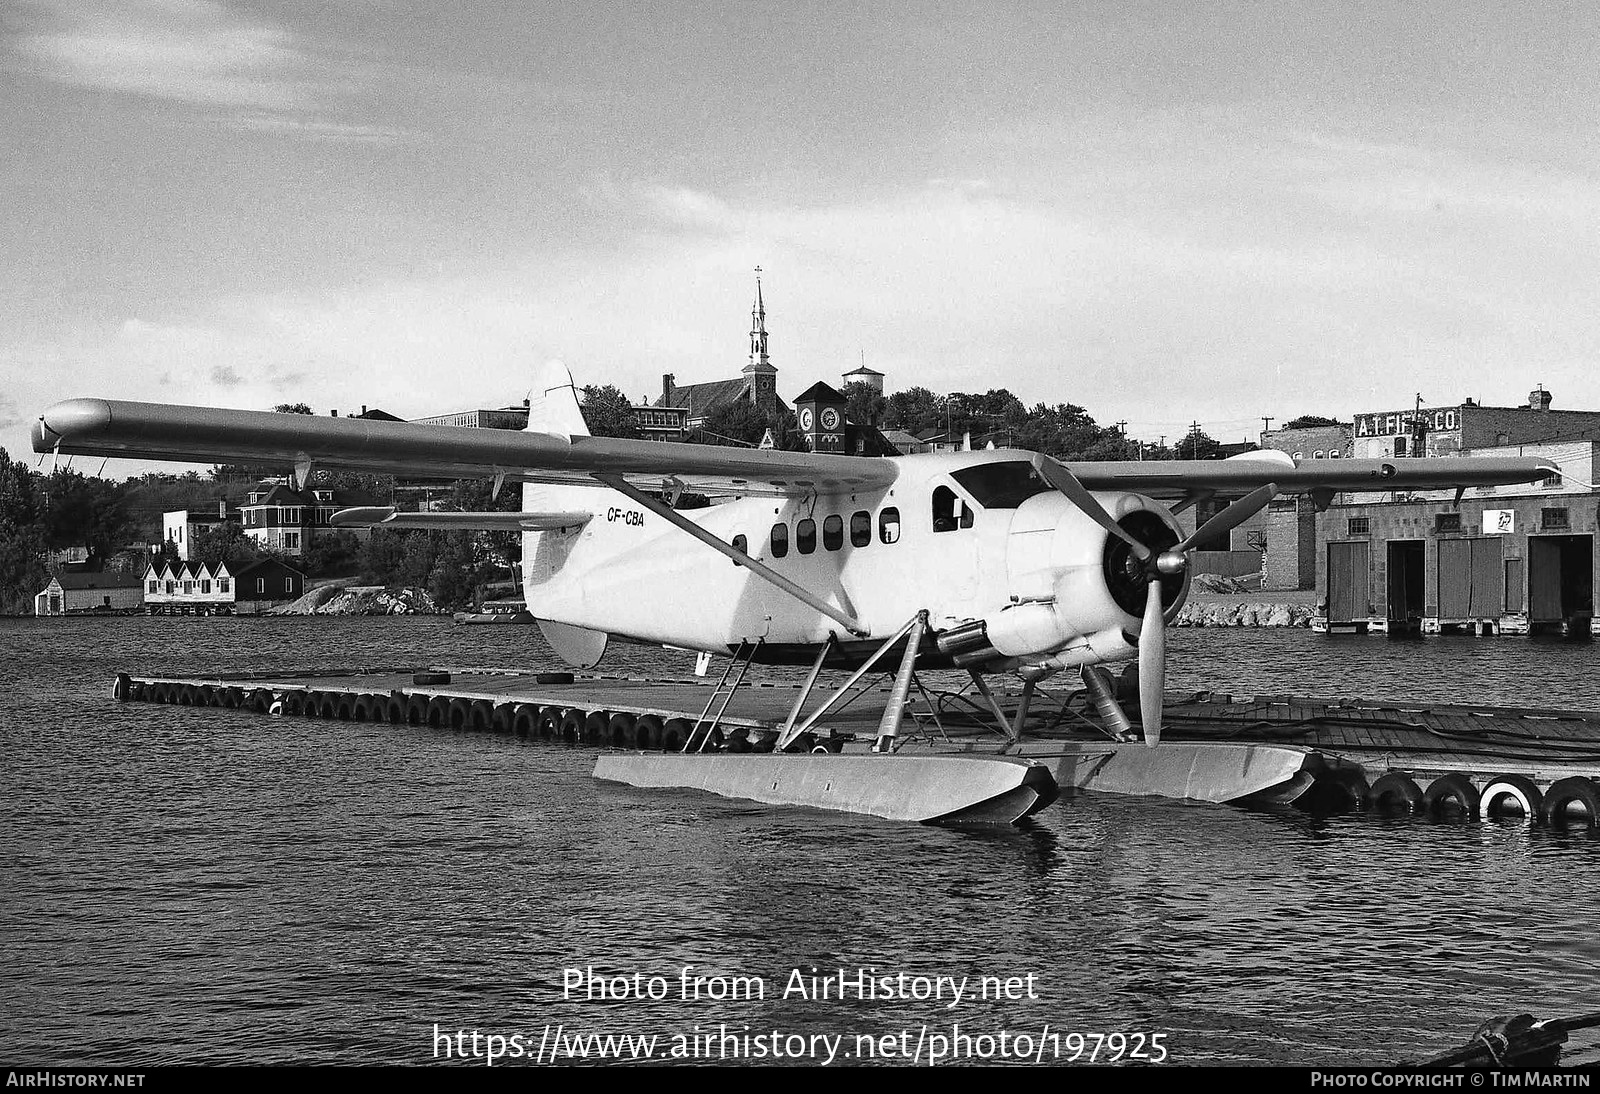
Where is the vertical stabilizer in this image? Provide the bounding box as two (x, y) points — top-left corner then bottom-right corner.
(522, 361), (608, 666)
(527, 360), (590, 438)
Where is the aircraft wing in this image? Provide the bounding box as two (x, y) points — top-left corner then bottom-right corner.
(1066, 452), (1559, 500)
(31, 398), (898, 498)
(330, 507), (592, 531)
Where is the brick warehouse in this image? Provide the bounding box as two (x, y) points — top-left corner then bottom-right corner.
(1313, 454), (1598, 637)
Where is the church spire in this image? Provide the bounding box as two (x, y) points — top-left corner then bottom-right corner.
(743, 266), (777, 414)
(748, 266), (770, 371)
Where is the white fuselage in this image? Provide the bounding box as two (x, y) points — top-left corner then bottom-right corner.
(521, 449), (1186, 666)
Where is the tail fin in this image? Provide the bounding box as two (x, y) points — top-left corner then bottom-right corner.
(528, 360), (589, 438)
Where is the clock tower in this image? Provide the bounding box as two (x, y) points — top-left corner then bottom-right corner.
(793, 381), (848, 454)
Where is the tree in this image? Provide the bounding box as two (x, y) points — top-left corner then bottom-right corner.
(841, 382), (887, 431)
(693, 400), (806, 449)
(881, 387), (944, 434)
(580, 385), (641, 439)
(274, 402), (313, 415)
(1175, 429), (1222, 460)
(1282, 415), (1341, 429)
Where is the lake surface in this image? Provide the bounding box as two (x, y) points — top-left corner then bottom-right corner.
(3, 616), (1600, 1067)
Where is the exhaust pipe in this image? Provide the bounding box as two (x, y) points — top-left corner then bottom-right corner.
(936, 619), (990, 656)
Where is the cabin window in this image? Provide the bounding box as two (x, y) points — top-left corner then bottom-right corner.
(850, 511), (871, 548)
(823, 515), (843, 551)
(880, 508), (900, 544)
(283, 532), (301, 550)
(731, 533), (747, 565)
(165, 581), (175, 594)
(797, 518), (817, 554)
(770, 523), (788, 559)
(219, 579), (230, 593)
(931, 485), (973, 533)
(1392, 438), (1406, 457)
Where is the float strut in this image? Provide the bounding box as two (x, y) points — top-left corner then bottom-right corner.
(775, 612), (925, 752)
(873, 612), (928, 752)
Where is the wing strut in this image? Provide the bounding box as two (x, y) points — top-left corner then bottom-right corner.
(593, 473), (870, 637)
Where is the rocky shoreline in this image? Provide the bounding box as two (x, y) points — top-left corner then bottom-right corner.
(269, 585), (444, 616)
(1174, 602), (1316, 627)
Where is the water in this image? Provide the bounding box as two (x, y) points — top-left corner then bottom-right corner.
(3, 617), (1600, 1067)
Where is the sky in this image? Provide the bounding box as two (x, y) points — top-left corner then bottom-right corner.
(4, 0), (1599, 473)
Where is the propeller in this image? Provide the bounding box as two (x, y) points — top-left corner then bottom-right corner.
(1034, 455), (1278, 747)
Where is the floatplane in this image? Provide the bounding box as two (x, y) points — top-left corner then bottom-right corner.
(34, 364), (1555, 823)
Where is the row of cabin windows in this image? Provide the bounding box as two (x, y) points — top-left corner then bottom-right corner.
(736, 508), (903, 562)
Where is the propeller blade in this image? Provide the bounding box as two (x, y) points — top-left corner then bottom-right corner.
(1031, 454), (1151, 561)
(1139, 578), (1165, 748)
(1173, 482), (1278, 554)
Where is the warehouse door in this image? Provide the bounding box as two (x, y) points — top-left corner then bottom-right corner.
(1529, 535), (1594, 623)
(1436, 537), (1503, 619)
(1386, 541), (1424, 624)
(1327, 541), (1370, 623)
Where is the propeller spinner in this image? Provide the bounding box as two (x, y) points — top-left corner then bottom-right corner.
(1030, 454), (1277, 747)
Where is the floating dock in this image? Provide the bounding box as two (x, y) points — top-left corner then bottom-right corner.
(110, 668), (1600, 828)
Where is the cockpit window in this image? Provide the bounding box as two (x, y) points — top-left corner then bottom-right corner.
(950, 462), (1053, 509)
(932, 485), (974, 533)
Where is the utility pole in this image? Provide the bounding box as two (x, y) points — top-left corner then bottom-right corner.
(1115, 420), (1129, 461)
(1261, 416), (1274, 438)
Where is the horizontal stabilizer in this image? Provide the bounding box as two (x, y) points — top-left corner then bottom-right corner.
(331, 506), (591, 531)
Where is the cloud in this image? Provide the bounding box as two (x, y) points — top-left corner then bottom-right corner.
(10, 0), (412, 140)
(209, 364), (242, 386)
(14, 0), (310, 110)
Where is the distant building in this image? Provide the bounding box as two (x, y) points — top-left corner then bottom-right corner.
(142, 559), (306, 615)
(656, 270), (790, 431)
(841, 364), (885, 394)
(791, 381), (900, 457)
(411, 406), (531, 430)
(1259, 387), (1600, 592)
(163, 501), (235, 561)
(35, 572), (145, 615)
(238, 482), (376, 556)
